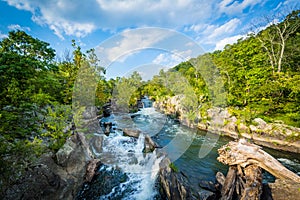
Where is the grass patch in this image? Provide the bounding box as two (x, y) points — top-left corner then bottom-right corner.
(169, 162), (179, 173)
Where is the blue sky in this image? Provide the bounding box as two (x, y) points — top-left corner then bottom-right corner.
(0, 0), (299, 79)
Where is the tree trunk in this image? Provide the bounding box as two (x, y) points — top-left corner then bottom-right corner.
(218, 139), (300, 183)
(220, 166), (237, 200)
(217, 139), (300, 200)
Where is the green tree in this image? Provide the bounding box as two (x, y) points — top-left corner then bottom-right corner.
(113, 71), (143, 112)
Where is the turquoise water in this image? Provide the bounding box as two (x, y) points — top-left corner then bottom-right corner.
(78, 107), (300, 199)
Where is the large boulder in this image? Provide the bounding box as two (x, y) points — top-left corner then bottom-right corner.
(89, 134), (104, 155)
(76, 163), (129, 199)
(158, 157), (198, 200)
(80, 106), (102, 134)
(123, 128), (141, 138)
(3, 133), (94, 200)
(4, 156), (68, 200)
(82, 106), (98, 119)
(253, 118), (268, 129)
(222, 116), (238, 139)
(265, 179), (300, 200)
(143, 135), (159, 153)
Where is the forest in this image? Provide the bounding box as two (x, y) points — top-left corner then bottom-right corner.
(0, 9), (299, 191)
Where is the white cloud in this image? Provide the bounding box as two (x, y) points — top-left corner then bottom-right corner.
(96, 28), (172, 65)
(191, 18), (242, 51)
(8, 24), (31, 31)
(108, 29), (170, 62)
(3, 0), (218, 39)
(214, 34), (244, 50)
(4, 0), (295, 53)
(208, 18), (241, 40)
(219, 0), (263, 15)
(5, 0), (98, 39)
(153, 53), (182, 68)
(153, 49), (191, 68)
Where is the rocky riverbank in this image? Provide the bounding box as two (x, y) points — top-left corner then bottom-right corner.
(2, 132), (99, 199)
(154, 95), (300, 153)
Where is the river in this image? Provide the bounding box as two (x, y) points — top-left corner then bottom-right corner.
(77, 106), (300, 199)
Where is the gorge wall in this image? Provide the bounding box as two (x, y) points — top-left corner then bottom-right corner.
(154, 95), (300, 153)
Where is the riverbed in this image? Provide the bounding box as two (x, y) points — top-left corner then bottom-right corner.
(77, 107), (300, 199)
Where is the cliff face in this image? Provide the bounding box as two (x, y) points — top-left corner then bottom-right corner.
(2, 132), (97, 200)
(154, 96), (300, 153)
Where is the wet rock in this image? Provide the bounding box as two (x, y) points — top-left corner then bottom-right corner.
(89, 134), (103, 155)
(261, 184), (273, 200)
(76, 163), (129, 200)
(143, 135), (159, 153)
(85, 159), (100, 182)
(215, 171), (225, 186)
(267, 179), (300, 200)
(199, 180), (218, 192)
(198, 189), (217, 200)
(159, 157), (198, 200)
(123, 128), (141, 138)
(102, 103), (112, 117)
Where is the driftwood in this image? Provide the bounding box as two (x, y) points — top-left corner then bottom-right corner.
(218, 139), (300, 183)
(217, 139), (300, 200)
(220, 166), (237, 200)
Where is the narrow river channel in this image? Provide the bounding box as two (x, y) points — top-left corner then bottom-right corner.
(77, 106), (300, 199)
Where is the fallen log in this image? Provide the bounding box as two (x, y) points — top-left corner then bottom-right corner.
(218, 139), (300, 183)
(217, 139), (300, 200)
(220, 166), (237, 200)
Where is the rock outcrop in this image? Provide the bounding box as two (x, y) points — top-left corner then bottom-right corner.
(266, 179), (300, 200)
(158, 157), (199, 200)
(143, 134), (159, 153)
(154, 97), (300, 153)
(158, 157), (218, 200)
(2, 132), (97, 200)
(76, 163), (129, 200)
(122, 127), (142, 138)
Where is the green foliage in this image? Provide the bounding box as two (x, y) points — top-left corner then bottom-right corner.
(114, 71), (143, 112)
(0, 32), (110, 192)
(138, 9), (300, 129)
(0, 9), (300, 193)
(0, 136), (47, 189)
(41, 104), (72, 151)
(95, 79), (114, 108)
(228, 106), (254, 125)
(169, 162), (179, 173)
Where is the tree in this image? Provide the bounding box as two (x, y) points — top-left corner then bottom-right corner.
(113, 71), (143, 112)
(255, 10), (300, 74)
(0, 31), (59, 189)
(0, 30), (57, 137)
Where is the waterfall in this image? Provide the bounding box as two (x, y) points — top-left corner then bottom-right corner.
(78, 99), (300, 199)
(96, 130), (162, 199)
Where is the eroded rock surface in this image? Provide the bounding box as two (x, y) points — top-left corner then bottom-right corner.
(3, 133), (94, 200)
